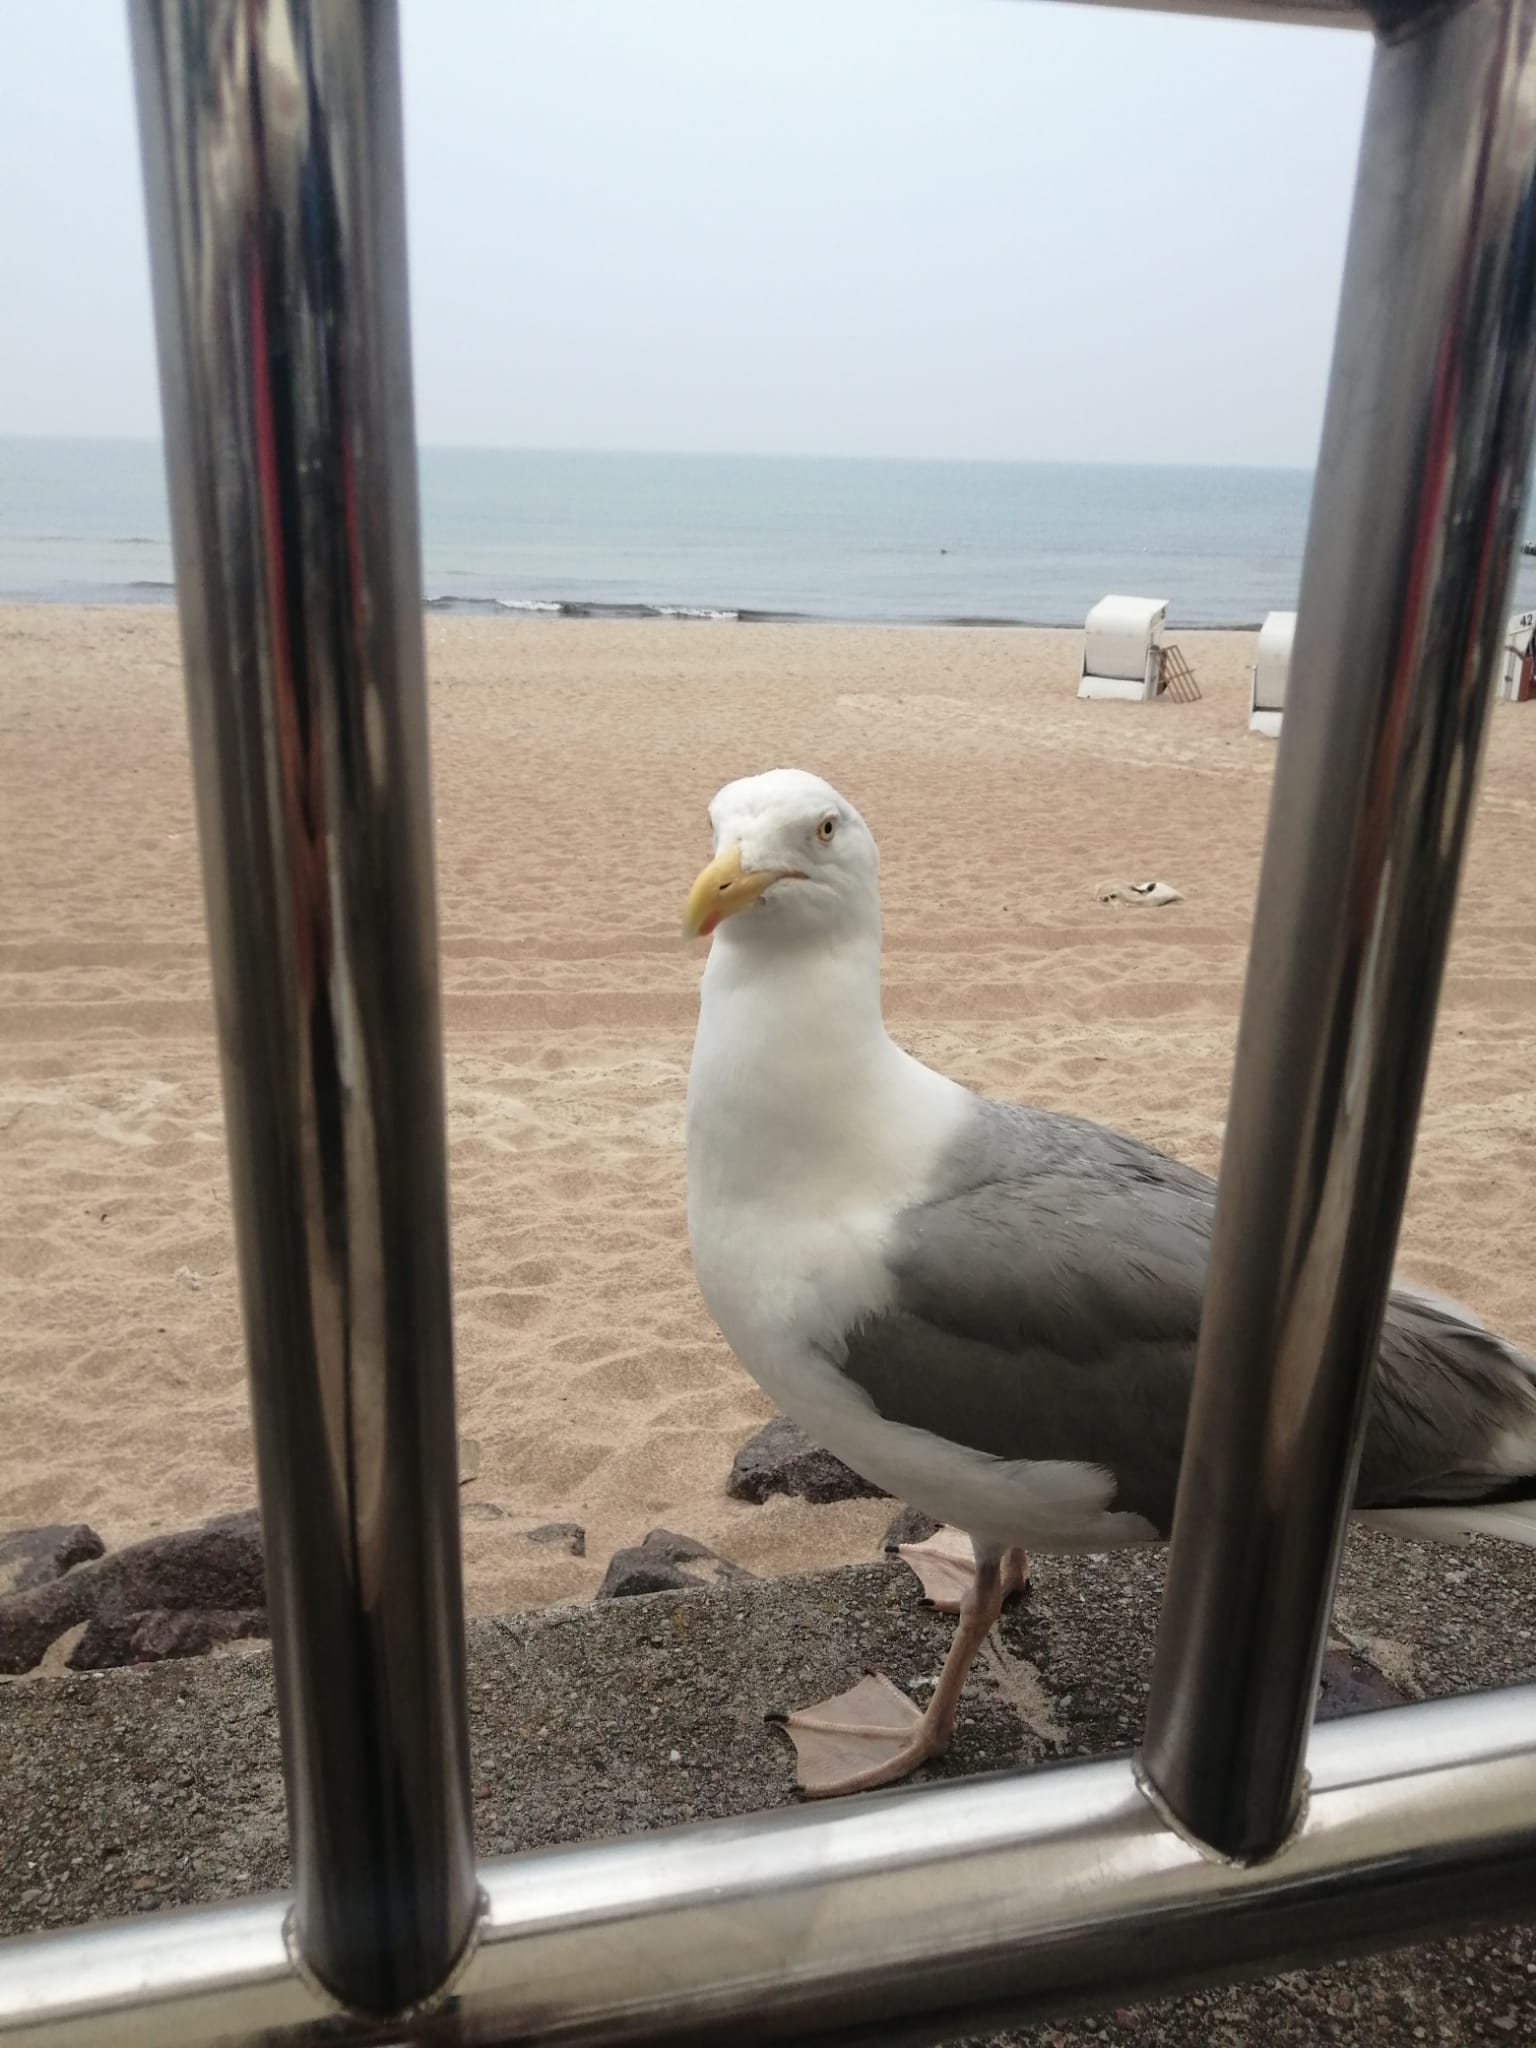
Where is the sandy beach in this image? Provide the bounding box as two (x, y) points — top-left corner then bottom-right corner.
(5, 603), (1536, 1615)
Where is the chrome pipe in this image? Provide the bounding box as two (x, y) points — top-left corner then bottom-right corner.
(1142, 0), (1536, 1862)
(1038, 0), (1372, 26)
(2, 1687), (1534, 2046)
(127, 0), (476, 2011)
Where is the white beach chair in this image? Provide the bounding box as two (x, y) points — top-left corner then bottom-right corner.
(1498, 611), (1536, 700)
(1077, 595), (1168, 701)
(1250, 610), (1296, 738)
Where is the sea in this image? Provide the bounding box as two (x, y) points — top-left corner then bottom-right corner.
(6, 436), (1536, 630)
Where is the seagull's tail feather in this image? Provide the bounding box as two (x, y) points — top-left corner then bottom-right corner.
(1369, 1283), (1536, 1548)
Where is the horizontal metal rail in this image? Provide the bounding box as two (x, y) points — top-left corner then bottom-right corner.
(2, 1686), (1534, 2047)
(1046, 0), (1373, 27)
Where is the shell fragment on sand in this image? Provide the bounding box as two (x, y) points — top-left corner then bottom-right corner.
(1095, 878), (1184, 907)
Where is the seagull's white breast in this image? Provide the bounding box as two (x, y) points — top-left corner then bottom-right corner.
(686, 936), (969, 1416)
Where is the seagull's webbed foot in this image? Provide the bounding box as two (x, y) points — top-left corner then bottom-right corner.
(772, 1546), (1013, 1797)
(897, 1527), (1030, 1613)
(773, 1673), (934, 1796)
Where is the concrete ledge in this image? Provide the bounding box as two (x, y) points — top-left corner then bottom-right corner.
(3, 1533), (1534, 2043)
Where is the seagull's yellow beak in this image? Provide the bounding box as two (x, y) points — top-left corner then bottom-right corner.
(683, 843), (780, 940)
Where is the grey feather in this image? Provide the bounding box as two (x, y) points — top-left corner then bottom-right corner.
(835, 1099), (1536, 1537)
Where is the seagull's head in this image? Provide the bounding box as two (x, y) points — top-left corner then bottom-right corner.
(683, 769), (879, 950)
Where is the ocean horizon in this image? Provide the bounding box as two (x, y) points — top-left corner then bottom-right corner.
(6, 435), (1536, 631)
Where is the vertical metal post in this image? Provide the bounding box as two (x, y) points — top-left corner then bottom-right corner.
(128, 0), (477, 2011)
(1142, 0), (1536, 1862)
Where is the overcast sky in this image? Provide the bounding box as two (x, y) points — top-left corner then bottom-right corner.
(0, 2), (1372, 466)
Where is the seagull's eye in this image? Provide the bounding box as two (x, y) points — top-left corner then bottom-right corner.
(816, 815), (837, 844)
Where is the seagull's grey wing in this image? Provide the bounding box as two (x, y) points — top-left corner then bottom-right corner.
(835, 1103), (1216, 1533)
(836, 1100), (1536, 1530)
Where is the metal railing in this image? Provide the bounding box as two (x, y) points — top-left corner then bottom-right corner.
(2, 0), (1535, 2040)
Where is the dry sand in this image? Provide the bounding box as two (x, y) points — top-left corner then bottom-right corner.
(4, 604), (1536, 1615)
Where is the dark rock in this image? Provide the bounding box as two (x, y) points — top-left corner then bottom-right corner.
(1317, 1645), (1413, 1720)
(526, 1522), (586, 1557)
(881, 1506), (941, 1553)
(71, 1608), (269, 1671)
(726, 1418), (887, 1506)
(0, 1524), (105, 1596)
(597, 1528), (751, 1600)
(460, 1501), (507, 1522)
(0, 1511), (265, 1674)
(201, 1510), (262, 1535)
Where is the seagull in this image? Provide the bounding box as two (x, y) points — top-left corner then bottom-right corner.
(683, 768), (1536, 1798)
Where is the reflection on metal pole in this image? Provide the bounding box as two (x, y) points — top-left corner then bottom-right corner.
(128, 0), (477, 2009)
(1143, 0), (1536, 1862)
